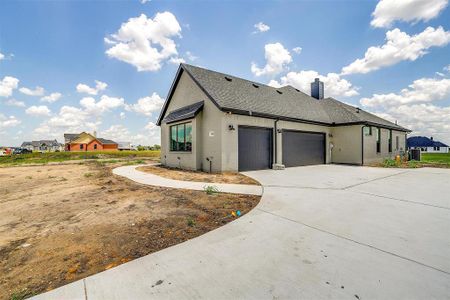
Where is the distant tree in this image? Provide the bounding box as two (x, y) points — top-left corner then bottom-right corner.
(137, 145), (146, 151)
(153, 144), (161, 150)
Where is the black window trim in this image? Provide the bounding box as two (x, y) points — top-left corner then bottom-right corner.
(169, 121), (192, 152)
(388, 129), (392, 153)
(376, 127), (381, 153)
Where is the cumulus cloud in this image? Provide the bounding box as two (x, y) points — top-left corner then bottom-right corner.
(169, 57), (186, 65)
(105, 12), (182, 72)
(185, 51), (197, 61)
(25, 105), (51, 117)
(292, 47), (302, 54)
(360, 77), (450, 108)
(445, 64), (450, 72)
(341, 26), (450, 75)
(41, 92), (62, 103)
(269, 70), (359, 98)
(120, 112), (126, 119)
(76, 80), (107, 95)
(254, 22), (270, 33)
(126, 92), (164, 116)
(101, 123), (160, 145)
(3, 98), (25, 107)
(0, 52), (4, 61)
(251, 43), (292, 77)
(0, 113), (21, 130)
(371, 0), (448, 28)
(80, 95), (125, 115)
(0, 76), (19, 97)
(19, 86), (45, 96)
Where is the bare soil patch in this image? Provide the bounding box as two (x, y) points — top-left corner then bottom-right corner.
(0, 162), (260, 299)
(136, 165), (260, 185)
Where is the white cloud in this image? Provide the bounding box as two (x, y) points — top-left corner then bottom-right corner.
(0, 52), (4, 61)
(105, 12), (182, 72)
(41, 92), (62, 103)
(360, 77), (450, 108)
(269, 70), (359, 98)
(140, 0), (150, 3)
(0, 114), (21, 130)
(292, 47), (302, 54)
(371, 0), (448, 28)
(4, 98), (25, 107)
(186, 51), (197, 61)
(126, 92), (164, 116)
(254, 22), (270, 33)
(251, 42), (292, 77)
(436, 72), (446, 77)
(120, 112), (126, 119)
(373, 104), (450, 144)
(80, 95), (125, 115)
(101, 123), (160, 145)
(19, 86), (45, 96)
(25, 105), (51, 117)
(445, 64), (450, 72)
(76, 80), (107, 95)
(169, 57), (186, 64)
(341, 26), (450, 75)
(0, 76), (19, 97)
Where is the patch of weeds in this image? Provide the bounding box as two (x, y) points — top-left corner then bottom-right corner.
(25, 176), (32, 180)
(187, 217), (196, 227)
(382, 158), (399, 168)
(10, 289), (35, 300)
(203, 185), (219, 195)
(60, 177), (68, 181)
(84, 172), (93, 178)
(407, 160), (419, 168)
(48, 175), (57, 179)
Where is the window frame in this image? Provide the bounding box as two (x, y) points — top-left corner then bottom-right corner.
(80, 144), (83, 150)
(169, 122), (192, 152)
(376, 128), (381, 153)
(388, 130), (392, 153)
(395, 135), (399, 151)
(363, 126), (372, 136)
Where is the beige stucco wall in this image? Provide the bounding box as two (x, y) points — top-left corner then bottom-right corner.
(160, 70), (224, 172)
(330, 125), (363, 165)
(363, 127), (407, 164)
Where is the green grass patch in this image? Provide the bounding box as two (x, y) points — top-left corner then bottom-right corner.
(421, 153), (450, 165)
(0, 150), (160, 166)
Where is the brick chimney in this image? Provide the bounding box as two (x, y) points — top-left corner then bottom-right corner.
(311, 78), (324, 100)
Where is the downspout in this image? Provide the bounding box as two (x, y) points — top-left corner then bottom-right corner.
(361, 125), (366, 166)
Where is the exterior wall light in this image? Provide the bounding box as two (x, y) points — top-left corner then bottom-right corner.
(228, 124), (236, 131)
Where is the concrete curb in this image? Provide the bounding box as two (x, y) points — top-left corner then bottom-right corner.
(112, 164), (263, 196)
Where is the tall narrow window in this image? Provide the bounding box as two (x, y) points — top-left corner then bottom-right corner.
(388, 130), (392, 152)
(396, 136), (399, 151)
(80, 144), (83, 150)
(376, 128), (381, 153)
(94, 144), (97, 150)
(170, 122), (192, 152)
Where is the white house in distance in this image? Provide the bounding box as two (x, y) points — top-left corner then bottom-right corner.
(407, 136), (449, 153)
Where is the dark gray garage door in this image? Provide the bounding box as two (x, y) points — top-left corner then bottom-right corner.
(282, 130), (325, 167)
(238, 126), (273, 171)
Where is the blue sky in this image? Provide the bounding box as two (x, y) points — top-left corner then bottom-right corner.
(1, 0), (450, 146)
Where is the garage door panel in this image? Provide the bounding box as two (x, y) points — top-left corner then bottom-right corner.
(238, 127), (272, 171)
(282, 130), (325, 167)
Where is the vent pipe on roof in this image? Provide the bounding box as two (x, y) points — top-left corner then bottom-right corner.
(311, 78), (324, 100)
(430, 136), (433, 141)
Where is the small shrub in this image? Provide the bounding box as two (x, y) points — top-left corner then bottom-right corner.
(187, 217), (196, 227)
(203, 185), (219, 195)
(25, 176), (32, 179)
(60, 177), (68, 181)
(407, 160), (419, 168)
(382, 158), (399, 168)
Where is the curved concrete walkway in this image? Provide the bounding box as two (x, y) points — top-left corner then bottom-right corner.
(33, 165), (450, 299)
(112, 164), (263, 196)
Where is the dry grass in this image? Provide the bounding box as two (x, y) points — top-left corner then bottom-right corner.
(0, 162), (260, 299)
(136, 165), (260, 185)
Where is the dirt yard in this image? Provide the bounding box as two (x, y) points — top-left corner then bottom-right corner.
(136, 165), (260, 185)
(0, 162), (260, 299)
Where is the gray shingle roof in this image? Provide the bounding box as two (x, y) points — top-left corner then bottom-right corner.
(64, 133), (80, 142)
(159, 64), (409, 132)
(97, 138), (117, 145)
(163, 101), (204, 124)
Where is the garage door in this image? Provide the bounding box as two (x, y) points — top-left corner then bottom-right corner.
(282, 130), (325, 167)
(238, 126), (273, 171)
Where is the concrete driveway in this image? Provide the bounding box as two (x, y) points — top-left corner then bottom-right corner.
(34, 165), (450, 299)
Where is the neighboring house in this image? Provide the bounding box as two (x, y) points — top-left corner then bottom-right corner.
(157, 64), (410, 172)
(21, 140), (63, 152)
(64, 132), (118, 151)
(407, 136), (449, 153)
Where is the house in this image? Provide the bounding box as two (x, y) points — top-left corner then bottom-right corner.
(21, 140), (63, 152)
(407, 136), (449, 153)
(64, 132), (118, 151)
(117, 142), (135, 151)
(157, 64), (410, 172)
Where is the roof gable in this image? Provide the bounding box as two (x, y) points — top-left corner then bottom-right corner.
(71, 132), (96, 144)
(407, 136), (449, 147)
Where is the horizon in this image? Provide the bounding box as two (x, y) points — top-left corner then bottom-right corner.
(1, 0), (450, 147)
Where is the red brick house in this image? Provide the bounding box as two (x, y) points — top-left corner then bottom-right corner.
(64, 132), (118, 152)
